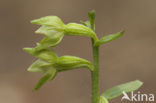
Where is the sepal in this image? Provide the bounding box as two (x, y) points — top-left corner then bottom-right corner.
(27, 59), (52, 73)
(31, 16), (64, 28)
(34, 68), (57, 90)
(23, 48), (57, 63)
(35, 32), (64, 50)
(35, 25), (64, 38)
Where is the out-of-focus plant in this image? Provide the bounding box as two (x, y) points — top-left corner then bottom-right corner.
(24, 10), (143, 103)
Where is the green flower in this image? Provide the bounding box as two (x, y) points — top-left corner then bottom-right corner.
(31, 16), (65, 50)
(31, 16), (98, 50)
(23, 48), (93, 90)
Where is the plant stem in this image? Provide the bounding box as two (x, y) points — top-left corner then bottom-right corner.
(86, 10), (99, 103)
(91, 43), (99, 103)
(88, 10), (99, 103)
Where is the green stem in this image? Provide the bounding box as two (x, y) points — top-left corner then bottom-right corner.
(88, 10), (99, 103)
(86, 10), (99, 103)
(91, 43), (99, 103)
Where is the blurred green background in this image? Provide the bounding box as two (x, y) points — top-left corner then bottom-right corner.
(0, 0), (155, 103)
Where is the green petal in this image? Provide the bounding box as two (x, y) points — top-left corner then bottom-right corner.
(34, 25), (64, 49)
(28, 59), (52, 73)
(23, 48), (58, 63)
(34, 68), (57, 90)
(34, 34), (64, 51)
(31, 16), (64, 28)
(43, 35), (63, 48)
(56, 55), (94, 72)
(101, 80), (143, 100)
(95, 30), (124, 46)
(35, 25), (64, 37)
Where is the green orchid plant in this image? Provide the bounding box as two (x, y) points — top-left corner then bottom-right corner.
(24, 10), (143, 103)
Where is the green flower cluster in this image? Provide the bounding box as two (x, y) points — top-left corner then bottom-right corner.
(24, 16), (96, 90)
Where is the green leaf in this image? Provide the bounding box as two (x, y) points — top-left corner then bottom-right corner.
(99, 96), (109, 103)
(95, 30), (124, 46)
(31, 16), (64, 29)
(34, 68), (57, 90)
(23, 48), (58, 63)
(28, 59), (52, 73)
(101, 80), (143, 100)
(64, 23), (98, 41)
(56, 55), (94, 72)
